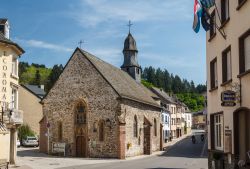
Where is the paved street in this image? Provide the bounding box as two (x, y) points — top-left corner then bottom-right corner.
(14, 134), (207, 169)
(59, 135), (208, 169)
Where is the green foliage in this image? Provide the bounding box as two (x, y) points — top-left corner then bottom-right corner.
(142, 66), (206, 112)
(19, 62), (63, 92)
(176, 93), (205, 112)
(18, 124), (35, 140)
(142, 66), (206, 94)
(19, 63), (51, 86)
(46, 64), (64, 92)
(141, 79), (155, 88)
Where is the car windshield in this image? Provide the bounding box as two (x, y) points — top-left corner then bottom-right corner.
(27, 137), (37, 140)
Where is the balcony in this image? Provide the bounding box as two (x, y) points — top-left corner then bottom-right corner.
(2, 109), (23, 126)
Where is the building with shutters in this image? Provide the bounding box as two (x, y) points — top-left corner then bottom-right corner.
(206, 1), (250, 168)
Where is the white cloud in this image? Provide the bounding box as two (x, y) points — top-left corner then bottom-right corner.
(15, 38), (73, 52)
(70, 0), (192, 28)
(85, 47), (123, 66)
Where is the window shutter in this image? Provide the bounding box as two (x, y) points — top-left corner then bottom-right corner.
(222, 52), (227, 83)
(244, 35), (250, 71)
(210, 115), (215, 149)
(221, 0), (226, 22)
(210, 61), (215, 89)
(227, 51), (232, 80)
(239, 38), (245, 73)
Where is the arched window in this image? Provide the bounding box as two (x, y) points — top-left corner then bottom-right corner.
(99, 120), (104, 141)
(58, 121), (63, 141)
(75, 102), (86, 124)
(154, 118), (157, 136)
(134, 115), (138, 137)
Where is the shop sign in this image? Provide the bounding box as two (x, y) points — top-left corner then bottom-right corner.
(52, 142), (66, 156)
(221, 90), (236, 107)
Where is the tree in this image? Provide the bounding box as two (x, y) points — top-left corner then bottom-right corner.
(46, 64), (64, 92)
(18, 62), (29, 77)
(33, 70), (41, 85)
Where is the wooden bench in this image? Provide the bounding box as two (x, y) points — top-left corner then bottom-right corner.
(0, 159), (9, 169)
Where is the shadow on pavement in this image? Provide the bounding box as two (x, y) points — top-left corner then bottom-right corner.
(146, 168), (185, 169)
(17, 148), (49, 158)
(159, 137), (208, 159)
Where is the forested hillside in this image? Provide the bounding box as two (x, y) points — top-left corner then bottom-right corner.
(19, 62), (63, 92)
(142, 66), (206, 112)
(19, 63), (206, 112)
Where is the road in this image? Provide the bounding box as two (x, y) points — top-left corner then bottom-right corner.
(59, 135), (208, 169)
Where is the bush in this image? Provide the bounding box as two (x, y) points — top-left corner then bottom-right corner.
(18, 124), (35, 141)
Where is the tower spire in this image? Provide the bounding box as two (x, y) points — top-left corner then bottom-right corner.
(127, 20), (133, 33)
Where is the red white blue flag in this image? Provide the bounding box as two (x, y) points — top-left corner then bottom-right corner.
(193, 0), (202, 33)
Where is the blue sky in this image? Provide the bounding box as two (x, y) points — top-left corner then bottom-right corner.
(1, 0), (206, 84)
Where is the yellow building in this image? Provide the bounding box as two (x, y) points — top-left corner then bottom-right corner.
(0, 18), (24, 164)
(206, 1), (250, 168)
(19, 84), (45, 135)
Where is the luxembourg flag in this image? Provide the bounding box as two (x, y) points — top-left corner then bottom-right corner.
(193, 0), (202, 33)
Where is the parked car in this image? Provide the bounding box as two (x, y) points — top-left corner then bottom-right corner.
(17, 138), (21, 147)
(22, 136), (39, 147)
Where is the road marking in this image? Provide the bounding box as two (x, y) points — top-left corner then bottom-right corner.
(200, 136), (207, 157)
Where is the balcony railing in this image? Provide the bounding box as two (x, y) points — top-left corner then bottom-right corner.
(2, 109), (23, 125)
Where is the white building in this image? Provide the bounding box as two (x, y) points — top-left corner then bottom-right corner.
(0, 18), (24, 164)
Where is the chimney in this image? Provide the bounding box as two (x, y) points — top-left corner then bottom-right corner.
(0, 18), (10, 39)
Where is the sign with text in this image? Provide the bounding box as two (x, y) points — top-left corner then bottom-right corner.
(221, 90), (236, 107)
(52, 142), (66, 156)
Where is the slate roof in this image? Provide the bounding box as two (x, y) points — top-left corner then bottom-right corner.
(79, 48), (160, 108)
(0, 32), (24, 53)
(22, 84), (46, 99)
(150, 87), (177, 104)
(123, 33), (138, 52)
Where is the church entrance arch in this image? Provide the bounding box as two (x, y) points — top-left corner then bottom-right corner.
(74, 101), (88, 157)
(143, 117), (152, 155)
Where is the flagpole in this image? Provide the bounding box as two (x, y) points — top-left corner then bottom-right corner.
(200, 2), (226, 40)
(214, 3), (226, 39)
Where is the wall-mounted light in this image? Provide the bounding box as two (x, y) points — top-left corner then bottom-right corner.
(106, 118), (112, 129)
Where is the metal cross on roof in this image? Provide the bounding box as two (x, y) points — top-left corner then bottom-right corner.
(78, 40), (84, 48)
(127, 20), (133, 33)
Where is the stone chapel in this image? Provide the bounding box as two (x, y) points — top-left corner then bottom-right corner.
(40, 31), (162, 159)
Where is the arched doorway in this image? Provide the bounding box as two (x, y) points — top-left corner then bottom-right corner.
(234, 107), (250, 164)
(76, 135), (86, 157)
(74, 101), (87, 157)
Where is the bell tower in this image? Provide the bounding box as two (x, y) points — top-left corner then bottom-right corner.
(121, 21), (141, 83)
(0, 18), (10, 39)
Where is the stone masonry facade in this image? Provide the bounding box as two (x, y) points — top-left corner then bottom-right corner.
(41, 49), (162, 158)
(42, 50), (120, 158)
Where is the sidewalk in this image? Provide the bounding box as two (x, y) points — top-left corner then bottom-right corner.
(11, 134), (190, 169)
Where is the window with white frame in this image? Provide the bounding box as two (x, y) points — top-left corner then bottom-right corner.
(239, 29), (250, 74)
(222, 46), (232, 83)
(11, 88), (17, 109)
(214, 114), (224, 150)
(12, 59), (18, 76)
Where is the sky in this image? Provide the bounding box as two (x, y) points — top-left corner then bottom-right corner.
(0, 0), (207, 84)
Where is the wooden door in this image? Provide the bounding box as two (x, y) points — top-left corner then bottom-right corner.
(76, 136), (86, 157)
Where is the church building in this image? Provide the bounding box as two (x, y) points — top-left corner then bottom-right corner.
(40, 31), (162, 159)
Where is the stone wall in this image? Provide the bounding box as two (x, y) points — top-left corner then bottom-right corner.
(42, 50), (120, 158)
(121, 99), (161, 157)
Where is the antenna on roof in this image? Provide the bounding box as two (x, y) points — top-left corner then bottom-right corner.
(78, 40), (84, 48)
